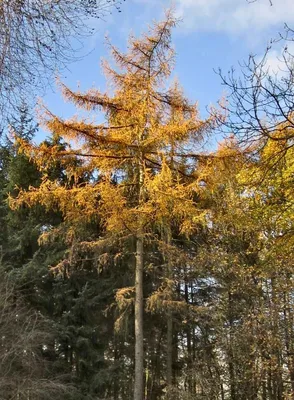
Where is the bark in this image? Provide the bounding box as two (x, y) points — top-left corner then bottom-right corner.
(134, 235), (144, 400)
(185, 283), (193, 393)
(134, 154), (145, 400)
(166, 229), (173, 390)
(166, 311), (173, 387)
(228, 291), (237, 400)
(283, 292), (294, 398)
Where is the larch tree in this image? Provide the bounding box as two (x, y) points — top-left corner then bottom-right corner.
(10, 10), (217, 400)
(194, 133), (294, 399)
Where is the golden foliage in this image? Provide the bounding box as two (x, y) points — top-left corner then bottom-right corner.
(11, 10), (217, 243)
(9, 11), (221, 333)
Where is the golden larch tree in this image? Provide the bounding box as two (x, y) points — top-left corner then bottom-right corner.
(11, 10), (217, 400)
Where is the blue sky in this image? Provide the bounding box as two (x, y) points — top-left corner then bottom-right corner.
(39, 0), (294, 148)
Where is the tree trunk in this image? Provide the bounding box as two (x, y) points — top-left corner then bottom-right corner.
(185, 283), (193, 393)
(167, 311), (173, 387)
(134, 235), (144, 400)
(228, 291), (237, 400)
(166, 229), (173, 390)
(134, 151), (145, 400)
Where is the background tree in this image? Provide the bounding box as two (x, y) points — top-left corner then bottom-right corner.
(218, 49), (294, 146)
(0, 268), (77, 400)
(0, 0), (125, 128)
(192, 136), (294, 399)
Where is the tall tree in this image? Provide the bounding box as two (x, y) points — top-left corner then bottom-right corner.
(0, 107), (75, 400)
(194, 135), (294, 399)
(10, 10), (217, 399)
(218, 36), (294, 161)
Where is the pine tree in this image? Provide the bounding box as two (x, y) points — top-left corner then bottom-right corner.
(0, 107), (76, 400)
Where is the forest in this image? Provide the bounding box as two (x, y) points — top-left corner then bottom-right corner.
(0, 1), (294, 400)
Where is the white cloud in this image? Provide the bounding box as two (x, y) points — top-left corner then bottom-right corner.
(258, 41), (294, 77)
(174, 0), (294, 36)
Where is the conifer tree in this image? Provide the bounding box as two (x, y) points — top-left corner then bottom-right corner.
(0, 108), (76, 400)
(11, 10), (217, 399)
(195, 136), (294, 399)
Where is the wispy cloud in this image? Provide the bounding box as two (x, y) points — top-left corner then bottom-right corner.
(172, 0), (294, 36)
(256, 41), (294, 78)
